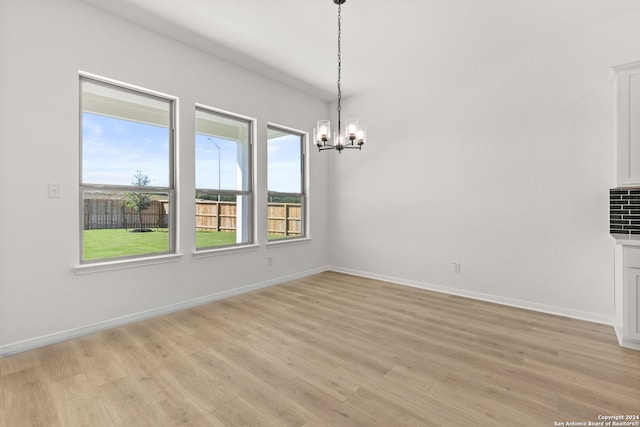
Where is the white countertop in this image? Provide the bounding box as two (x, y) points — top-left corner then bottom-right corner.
(611, 233), (640, 246)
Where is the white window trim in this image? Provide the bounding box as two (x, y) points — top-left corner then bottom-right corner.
(194, 103), (257, 251)
(79, 72), (178, 264)
(192, 243), (261, 258)
(266, 237), (311, 247)
(73, 253), (183, 275)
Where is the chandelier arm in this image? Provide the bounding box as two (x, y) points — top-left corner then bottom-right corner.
(319, 146), (336, 151)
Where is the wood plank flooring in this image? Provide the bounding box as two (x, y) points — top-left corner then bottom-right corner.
(1, 271), (639, 426)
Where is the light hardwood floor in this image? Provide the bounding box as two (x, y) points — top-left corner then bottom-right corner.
(1, 271), (639, 426)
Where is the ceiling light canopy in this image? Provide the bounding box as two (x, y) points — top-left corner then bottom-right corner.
(314, 0), (366, 153)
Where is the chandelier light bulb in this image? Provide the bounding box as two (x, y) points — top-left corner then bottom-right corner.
(316, 120), (330, 142)
(356, 126), (366, 145)
(313, 129), (321, 147)
(345, 119), (359, 140)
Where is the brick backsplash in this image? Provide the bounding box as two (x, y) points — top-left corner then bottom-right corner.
(610, 188), (640, 234)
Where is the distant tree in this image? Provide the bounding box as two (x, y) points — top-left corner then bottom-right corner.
(197, 193), (236, 202)
(123, 170), (152, 232)
(268, 195), (301, 204)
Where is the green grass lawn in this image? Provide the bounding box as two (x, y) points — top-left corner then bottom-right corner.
(196, 230), (238, 248)
(83, 228), (237, 261)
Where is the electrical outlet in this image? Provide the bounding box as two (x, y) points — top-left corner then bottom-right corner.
(453, 262), (461, 273)
(48, 183), (61, 198)
(267, 256), (273, 266)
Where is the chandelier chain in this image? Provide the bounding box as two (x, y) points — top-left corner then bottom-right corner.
(336, 2), (342, 124)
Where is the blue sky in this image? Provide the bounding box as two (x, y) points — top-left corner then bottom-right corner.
(194, 133), (244, 191)
(83, 113), (302, 193)
(82, 113), (170, 187)
(267, 134), (302, 194)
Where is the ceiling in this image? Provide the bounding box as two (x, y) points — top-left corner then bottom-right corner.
(82, 0), (640, 101)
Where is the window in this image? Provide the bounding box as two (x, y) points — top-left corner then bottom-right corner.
(195, 107), (253, 249)
(267, 125), (306, 241)
(80, 76), (175, 263)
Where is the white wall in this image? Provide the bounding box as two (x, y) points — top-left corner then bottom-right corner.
(0, 0), (329, 352)
(329, 8), (640, 323)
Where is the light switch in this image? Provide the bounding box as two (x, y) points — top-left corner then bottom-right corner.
(48, 183), (61, 198)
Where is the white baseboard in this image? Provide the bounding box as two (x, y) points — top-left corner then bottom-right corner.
(328, 266), (615, 326)
(0, 266), (328, 357)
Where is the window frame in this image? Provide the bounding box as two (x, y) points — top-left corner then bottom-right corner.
(266, 123), (307, 242)
(194, 104), (256, 252)
(78, 73), (177, 264)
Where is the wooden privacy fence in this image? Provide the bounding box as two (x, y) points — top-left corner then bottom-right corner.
(83, 199), (169, 230)
(85, 198), (301, 237)
(197, 201), (302, 237)
(195, 201), (237, 233)
(267, 203), (302, 237)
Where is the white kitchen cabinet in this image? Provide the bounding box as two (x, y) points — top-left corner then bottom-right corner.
(624, 267), (640, 342)
(615, 61), (640, 186)
(614, 244), (640, 350)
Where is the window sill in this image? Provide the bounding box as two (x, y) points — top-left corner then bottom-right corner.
(192, 243), (261, 258)
(73, 253), (183, 275)
(267, 237), (311, 247)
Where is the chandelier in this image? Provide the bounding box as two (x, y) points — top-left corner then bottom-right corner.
(314, 0), (366, 153)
